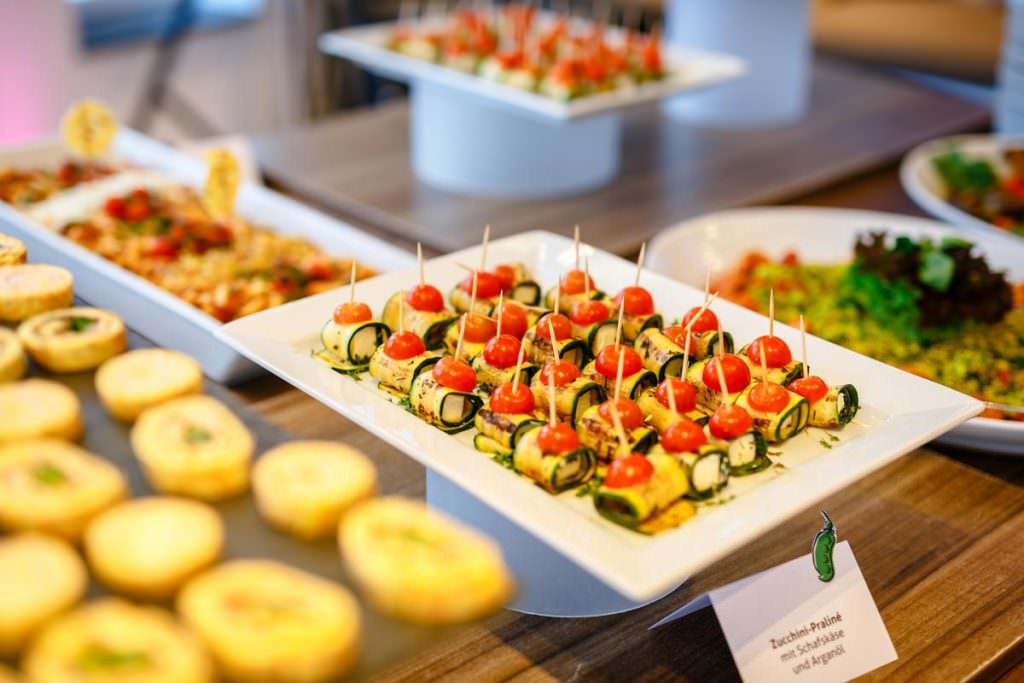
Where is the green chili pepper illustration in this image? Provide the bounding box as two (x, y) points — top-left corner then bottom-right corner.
(812, 511), (836, 582)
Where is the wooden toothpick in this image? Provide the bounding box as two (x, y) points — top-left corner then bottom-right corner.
(704, 269), (711, 305)
(666, 374), (678, 415)
(714, 347), (730, 405)
(608, 403), (631, 460)
(614, 347), (625, 402)
(547, 364), (557, 427)
(614, 295), (625, 346)
(585, 257), (592, 299)
(349, 260), (357, 305)
(769, 288), (775, 339)
(496, 291), (504, 338)
(682, 321), (693, 379)
(554, 273), (561, 315)
(574, 225), (581, 271)
(398, 291), (405, 335)
(480, 224), (491, 272)
(800, 314), (809, 379)
(547, 318), (561, 362)
(512, 336), (526, 393)
(417, 242), (425, 286)
(759, 339), (769, 384)
(683, 292), (719, 333)
(634, 242), (646, 288)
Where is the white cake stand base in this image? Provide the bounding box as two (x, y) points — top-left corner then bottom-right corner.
(425, 470), (683, 618)
(410, 81), (622, 198)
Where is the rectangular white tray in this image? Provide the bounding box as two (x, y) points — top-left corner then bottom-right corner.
(319, 15), (745, 121)
(0, 130), (415, 384)
(218, 230), (982, 601)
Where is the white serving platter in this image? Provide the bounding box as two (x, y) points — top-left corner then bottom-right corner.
(318, 15), (745, 122)
(901, 134), (1024, 242)
(0, 130), (414, 384)
(218, 230), (982, 602)
(648, 207), (1023, 456)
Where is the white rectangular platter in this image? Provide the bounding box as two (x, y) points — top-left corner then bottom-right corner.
(319, 15), (745, 121)
(0, 130), (415, 383)
(218, 230), (982, 601)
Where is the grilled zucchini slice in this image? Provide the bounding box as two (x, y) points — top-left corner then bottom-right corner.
(368, 348), (441, 395)
(409, 373), (483, 433)
(635, 387), (710, 433)
(622, 312), (663, 343)
(319, 320), (390, 371)
(736, 344), (805, 386)
(809, 384), (860, 429)
(685, 358), (747, 412)
(512, 427), (597, 494)
(708, 430), (769, 476)
(593, 453), (688, 528)
(648, 443), (729, 500)
(581, 360), (657, 401)
(543, 287), (604, 315)
(473, 410), (545, 452)
(470, 355), (537, 394)
(530, 375), (606, 429)
(381, 292), (456, 350)
(634, 328), (686, 380)
(576, 405), (658, 461)
(522, 325), (587, 369)
(734, 385), (810, 443)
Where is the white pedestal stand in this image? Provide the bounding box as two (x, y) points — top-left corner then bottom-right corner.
(426, 470), (682, 618)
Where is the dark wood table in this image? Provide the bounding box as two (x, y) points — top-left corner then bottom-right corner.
(240, 60), (1024, 682)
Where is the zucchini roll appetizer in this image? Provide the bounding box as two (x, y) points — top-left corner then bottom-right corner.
(612, 284), (663, 343)
(450, 264), (542, 313)
(496, 262), (542, 305)
(471, 334), (536, 394)
(593, 453), (690, 530)
(672, 304), (734, 359)
(634, 328), (686, 380)
(530, 362), (605, 429)
(636, 380), (709, 433)
(790, 375), (860, 429)
(522, 312), (587, 368)
(686, 354), (752, 412)
(513, 423), (597, 494)
(733, 380), (810, 443)
(316, 303), (389, 373)
(444, 311), (497, 362)
(544, 267), (603, 315)
(649, 418), (729, 500)
(569, 298), (618, 357)
(473, 376), (544, 456)
(582, 355), (657, 401)
(576, 398), (658, 461)
(738, 336), (804, 386)
(706, 402), (770, 475)
(409, 357), (484, 433)
(381, 288), (457, 350)
(368, 331), (440, 397)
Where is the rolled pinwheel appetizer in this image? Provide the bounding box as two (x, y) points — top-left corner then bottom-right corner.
(316, 300), (390, 374)
(522, 312), (587, 368)
(473, 379), (544, 456)
(634, 328), (686, 380)
(789, 375), (860, 429)
(662, 324), (734, 360)
(706, 402), (770, 475)
(444, 311), (497, 361)
(582, 344), (657, 401)
(513, 423), (597, 494)
(381, 287), (457, 350)
(738, 336), (804, 386)
(569, 297), (617, 356)
(733, 380), (810, 443)
(451, 264), (542, 313)
(686, 354), (752, 412)
(530, 361), (606, 429)
(593, 453), (690, 530)
(409, 357), (484, 433)
(648, 419), (730, 500)
(494, 262), (542, 305)
(576, 398), (658, 461)
(471, 334), (536, 394)
(368, 331), (441, 399)
(636, 379), (709, 433)
(18, 307), (126, 374)
(543, 269), (603, 315)
(490, 299), (531, 339)
(612, 285), (663, 343)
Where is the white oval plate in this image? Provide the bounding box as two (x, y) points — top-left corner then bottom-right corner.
(648, 207), (1024, 456)
(901, 134), (1024, 242)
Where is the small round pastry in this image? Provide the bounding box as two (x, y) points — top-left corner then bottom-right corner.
(178, 560), (361, 683)
(339, 497), (514, 625)
(0, 233), (27, 265)
(84, 497), (224, 600)
(96, 349), (203, 421)
(252, 441), (377, 541)
(131, 395), (254, 501)
(23, 599), (214, 683)
(0, 264), (73, 322)
(0, 327), (26, 382)
(0, 440), (127, 541)
(0, 533), (88, 657)
(18, 306), (126, 373)
(0, 379), (83, 443)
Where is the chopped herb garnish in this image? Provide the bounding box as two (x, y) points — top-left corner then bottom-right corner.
(33, 462), (66, 485)
(491, 451), (514, 470)
(185, 425), (212, 444)
(67, 316), (96, 332)
(819, 439), (833, 449)
(77, 646), (150, 672)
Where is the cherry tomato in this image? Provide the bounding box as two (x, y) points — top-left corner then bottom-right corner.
(594, 344), (643, 380)
(615, 286), (654, 316)
(483, 334), (520, 369)
(460, 270), (503, 299)
(656, 378), (697, 413)
(537, 313), (572, 341)
(383, 331), (425, 360)
(709, 404), (753, 440)
(560, 269), (595, 295)
(304, 259), (333, 281)
(680, 306), (719, 334)
(661, 419), (707, 453)
(405, 284), (445, 313)
(459, 313), (497, 344)
(493, 264), (518, 291)
(432, 356), (476, 392)
(662, 325), (692, 350)
(495, 301), (528, 339)
(570, 299), (610, 326)
(702, 355), (751, 394)
(748, 335), (793, 369)
(122, 199), (151, 222)
(537, 422), (580, 454)
(538, 360), (580, 387)
(604, 454), (654, 488)
(144, 236), (178, 259)
(598, 398), (644, 429)
(748, 381), (790, 413)
(490, 382), (535, 414)
(333, 302), (373, 325)
(789, 375), (829, 404)
(104, 197), (125, 219)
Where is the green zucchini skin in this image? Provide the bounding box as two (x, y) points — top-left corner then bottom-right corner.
(636, 387), (710, 433)
(576, 404), (659, 461)
(581, 360), (658, 401)
(689, 330), (734, 360)
(708, 430), (770, 476)
(511, 281), (542, 306)
(473, 409), (545, 450)
(473, 433), (512, 457)
(522, 324), (587, 369)
(319, 320), (390, 368)
(809, 384), (860, 429)
(368, 348), (441, 394)
(409, 373), (483, 433)
(736, 344), (805, 386)
(634, 328), (686, 380)
(648, 443), (730, 500)
(381, 291), (457, 350)
(543, 287), (605, 315)
(449, 285), (497, 315)
(530, 375), (606, 429)
(622, 312), (663, 343)
(734, 385), (810, 443)
(470, 355), (538, 394)
(513, 427), (597, 494)
(685, 358), (747, 412)
(593, 453), (688, 527)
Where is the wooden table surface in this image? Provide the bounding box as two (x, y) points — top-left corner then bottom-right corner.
(253, 56), (990, 257)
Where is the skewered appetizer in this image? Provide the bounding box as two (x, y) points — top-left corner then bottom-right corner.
(24, 599), (214, 683)
(577, 397), (659, 461)
(410, 354), (484, 433)
(0, 533), (87, 657)
(513, 421), (598, 494)
(339, 497), (513, 625)
(0, 327), (27, 382)
(472, 332), (537, 393)
(522, 310), (587, 368)
(706, 391), (769, 475)
(635, 304), (732, 378)
(789, 374), (860, 429)
(0, 379), (83, 443)
(733, 376), (810, 443)
(316, 297), (390, 374)
(18, 306), (127, 373)
(686, 353), (752, 412)
(544, 268), (602, 315)
(648, 419), (730, 500)
(252, 441), (377, 540)
(473, 374), (544, 456)
(178, 561), (361, 683)
(449, 263), (541, 313)
(569, 294), (617, 355)
(0, 233), (27, 265)
(444, 309), (497, 361)
(530, 358), (606, 428)
(738, 334), (804, 386)
(613, 282), (663, 343)
(368, 328), (440, 398)
(95, 348), (203, 421)
(0, 264), (74, 322)
(131, 395), (254, 501)
(636, 377), (709, 431)
(593, 453), (693, 533)
(582, 343), (657, 400)
(0, 440), (127, 541)
(381, 284), (457, 350)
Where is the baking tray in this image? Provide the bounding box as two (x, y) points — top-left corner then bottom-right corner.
(4, 325), (472, 680)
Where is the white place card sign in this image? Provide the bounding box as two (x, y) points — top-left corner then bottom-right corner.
(652, 541), (896, 682)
